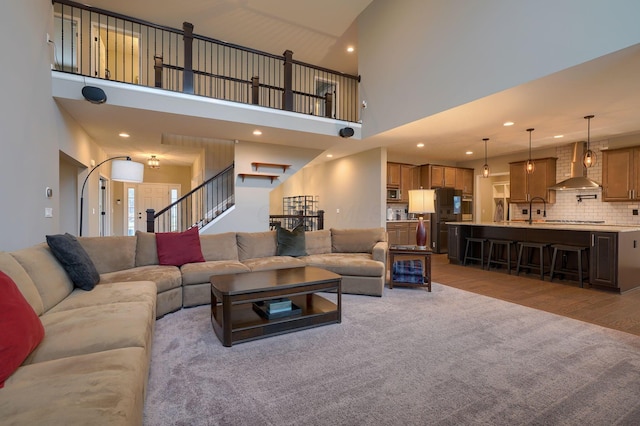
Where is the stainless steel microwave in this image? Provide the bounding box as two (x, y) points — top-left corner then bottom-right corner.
(387, 188), (401, 200)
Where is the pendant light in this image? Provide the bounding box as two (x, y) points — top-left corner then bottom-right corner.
(525, 128), (535, 174)
(482, 138), (490, 178)
(148, 155), (160, 169)
(583, 115), (595, 168)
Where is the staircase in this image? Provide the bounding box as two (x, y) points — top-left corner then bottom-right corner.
(146, 164), (234, 233)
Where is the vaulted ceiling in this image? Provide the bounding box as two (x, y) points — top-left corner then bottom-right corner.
(59, 0), (640, 167)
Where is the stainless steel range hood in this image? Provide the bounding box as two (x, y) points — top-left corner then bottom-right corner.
(548, 142), (601, 190)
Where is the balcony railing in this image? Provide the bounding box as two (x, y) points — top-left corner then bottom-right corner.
(52, 0), (360, 122)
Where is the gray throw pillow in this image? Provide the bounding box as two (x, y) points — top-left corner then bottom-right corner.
(46, 233), (100, 291)
(276, 224), (307, 257)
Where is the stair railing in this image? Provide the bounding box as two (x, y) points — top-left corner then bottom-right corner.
(147, 164), (234, 233)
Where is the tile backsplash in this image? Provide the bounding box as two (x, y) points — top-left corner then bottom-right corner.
(509, 140), (640, 225)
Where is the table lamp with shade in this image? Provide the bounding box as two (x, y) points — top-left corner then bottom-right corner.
(408, 189), (436, 249)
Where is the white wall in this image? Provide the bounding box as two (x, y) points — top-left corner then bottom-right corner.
(1, 1), (75, 249)
(274, 148), (387, 230)
(358, 0), (640, 138)
(204, 141), (322, 233)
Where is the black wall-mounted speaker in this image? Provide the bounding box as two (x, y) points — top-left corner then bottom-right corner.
(82, 86), (107, 104)
(339, 127), (354, 138)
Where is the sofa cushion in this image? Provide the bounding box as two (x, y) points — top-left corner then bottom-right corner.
(0, 347), (147, 425)
(200, 232), (239, 261)
(242, 256), (306, 272)
(237, 231), (277, 261)
(0, 252), (44, 316)
(276, 224), (307, 257)
(46, 281), (157, 315)
(181, 260), (250, 285)
(0, 271), (45, 388)
(331, 228), (386, 253)
(156, 227), (205, 266)
(305, 229), (332, 255)
(11, 243), (75, 313)
(46, 233), (100, 291)
(99, 265), (181, 293)
(24, 301), (154, 365)
(135, 231), (159, 266)
(302, 253), (385, 277)
(78, 236), (137, 274)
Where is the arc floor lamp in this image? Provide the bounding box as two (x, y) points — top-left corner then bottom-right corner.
(79, 156), (144, 236)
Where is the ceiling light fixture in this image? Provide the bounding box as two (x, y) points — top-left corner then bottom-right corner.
(583, 115), (596, 168)
(253, 130), (262, 136)
(119, 132), (130, 138)
(503, 121), (514, 127)
(482, 138), (490, 178)
(417, 143), (424, 148)
(465, 151), (473, 155)
(554, 135), (564, 139)
(148, 155), (160, 169)
(525, 128), (535, 174)
(347, 46), (354, 53)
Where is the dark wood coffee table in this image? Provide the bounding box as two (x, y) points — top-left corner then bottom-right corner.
(210, 266), (342, 347)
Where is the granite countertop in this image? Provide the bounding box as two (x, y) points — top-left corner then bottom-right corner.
(445, 221), (640, 233)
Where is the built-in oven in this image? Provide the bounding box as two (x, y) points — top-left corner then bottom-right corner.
(461, 196), (473, 221)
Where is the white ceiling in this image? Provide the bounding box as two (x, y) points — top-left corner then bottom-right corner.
(60, 0), (640, 168)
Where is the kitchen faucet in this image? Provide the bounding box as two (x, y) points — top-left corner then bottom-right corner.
(528, 196), (547, 224)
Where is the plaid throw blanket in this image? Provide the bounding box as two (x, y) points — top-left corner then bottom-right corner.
(392, 260), (423, 284)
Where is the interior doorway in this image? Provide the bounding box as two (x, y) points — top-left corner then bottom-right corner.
(125, 183), (181, 235)
(314, 77), (338, 118)
(91, 23), (141, 83)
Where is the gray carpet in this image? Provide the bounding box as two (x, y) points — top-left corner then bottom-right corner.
(143, 284), (640, 425)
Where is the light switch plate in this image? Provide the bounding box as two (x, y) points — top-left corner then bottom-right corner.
(45, 208), (53, 218)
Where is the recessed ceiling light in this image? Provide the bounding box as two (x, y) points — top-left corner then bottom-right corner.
(347, 46), (354, 53)
(417, 143), (425, 148)
(119, 132), (130, 138)
(326, 154), (333, 158)
(253, 130), (262, 136)
(503, 121), (514, 127)
(465, 151), (473, 155)
(554, 134), (564, 139)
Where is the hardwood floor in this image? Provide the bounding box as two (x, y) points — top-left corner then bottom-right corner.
(429, 254), (640, 337)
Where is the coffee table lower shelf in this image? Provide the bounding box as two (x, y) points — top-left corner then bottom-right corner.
(211, 294), (338, 346)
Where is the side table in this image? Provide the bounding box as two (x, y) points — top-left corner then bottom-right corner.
(388, 245), (432, 292)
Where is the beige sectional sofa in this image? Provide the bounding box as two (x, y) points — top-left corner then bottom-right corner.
(0, 227), (386, 425)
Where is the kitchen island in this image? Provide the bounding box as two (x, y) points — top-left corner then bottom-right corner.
(446, 221), (640, 293)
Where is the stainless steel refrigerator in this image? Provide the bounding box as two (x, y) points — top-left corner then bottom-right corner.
(430, 187), (462, 253)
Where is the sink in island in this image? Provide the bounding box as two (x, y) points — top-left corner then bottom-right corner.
(446, 221), (640, 293)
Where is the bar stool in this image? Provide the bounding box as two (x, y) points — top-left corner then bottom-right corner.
(463, 237), (487, 268)
(486, 239), (516, 274)
(549, 244), (589, 288)
(516, 242), (551, 280)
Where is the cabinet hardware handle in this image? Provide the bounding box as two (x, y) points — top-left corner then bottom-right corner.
(591, 234), (595, 247)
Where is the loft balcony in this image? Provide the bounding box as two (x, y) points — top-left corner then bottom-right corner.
(52, 0), (361, 124)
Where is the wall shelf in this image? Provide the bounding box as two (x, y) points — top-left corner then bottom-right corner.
(238, 173), (279, 183)
(251, 162), (291, 173)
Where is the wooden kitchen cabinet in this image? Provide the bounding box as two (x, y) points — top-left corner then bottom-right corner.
(387, 221), (430, 247)
(509, 157), (557, 203)
(422, 164), (457, 189)
(387, 222), (411, 246)
(455, 168), (474, 195)
(387, 162), (401, 187)
(400, 164), (420, 201)
(590, 232), (617, 288)
(602, 147), (640, 201)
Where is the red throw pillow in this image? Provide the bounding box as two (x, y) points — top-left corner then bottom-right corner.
(0, 271), (45, 388)
(155, 227), (205, 266)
